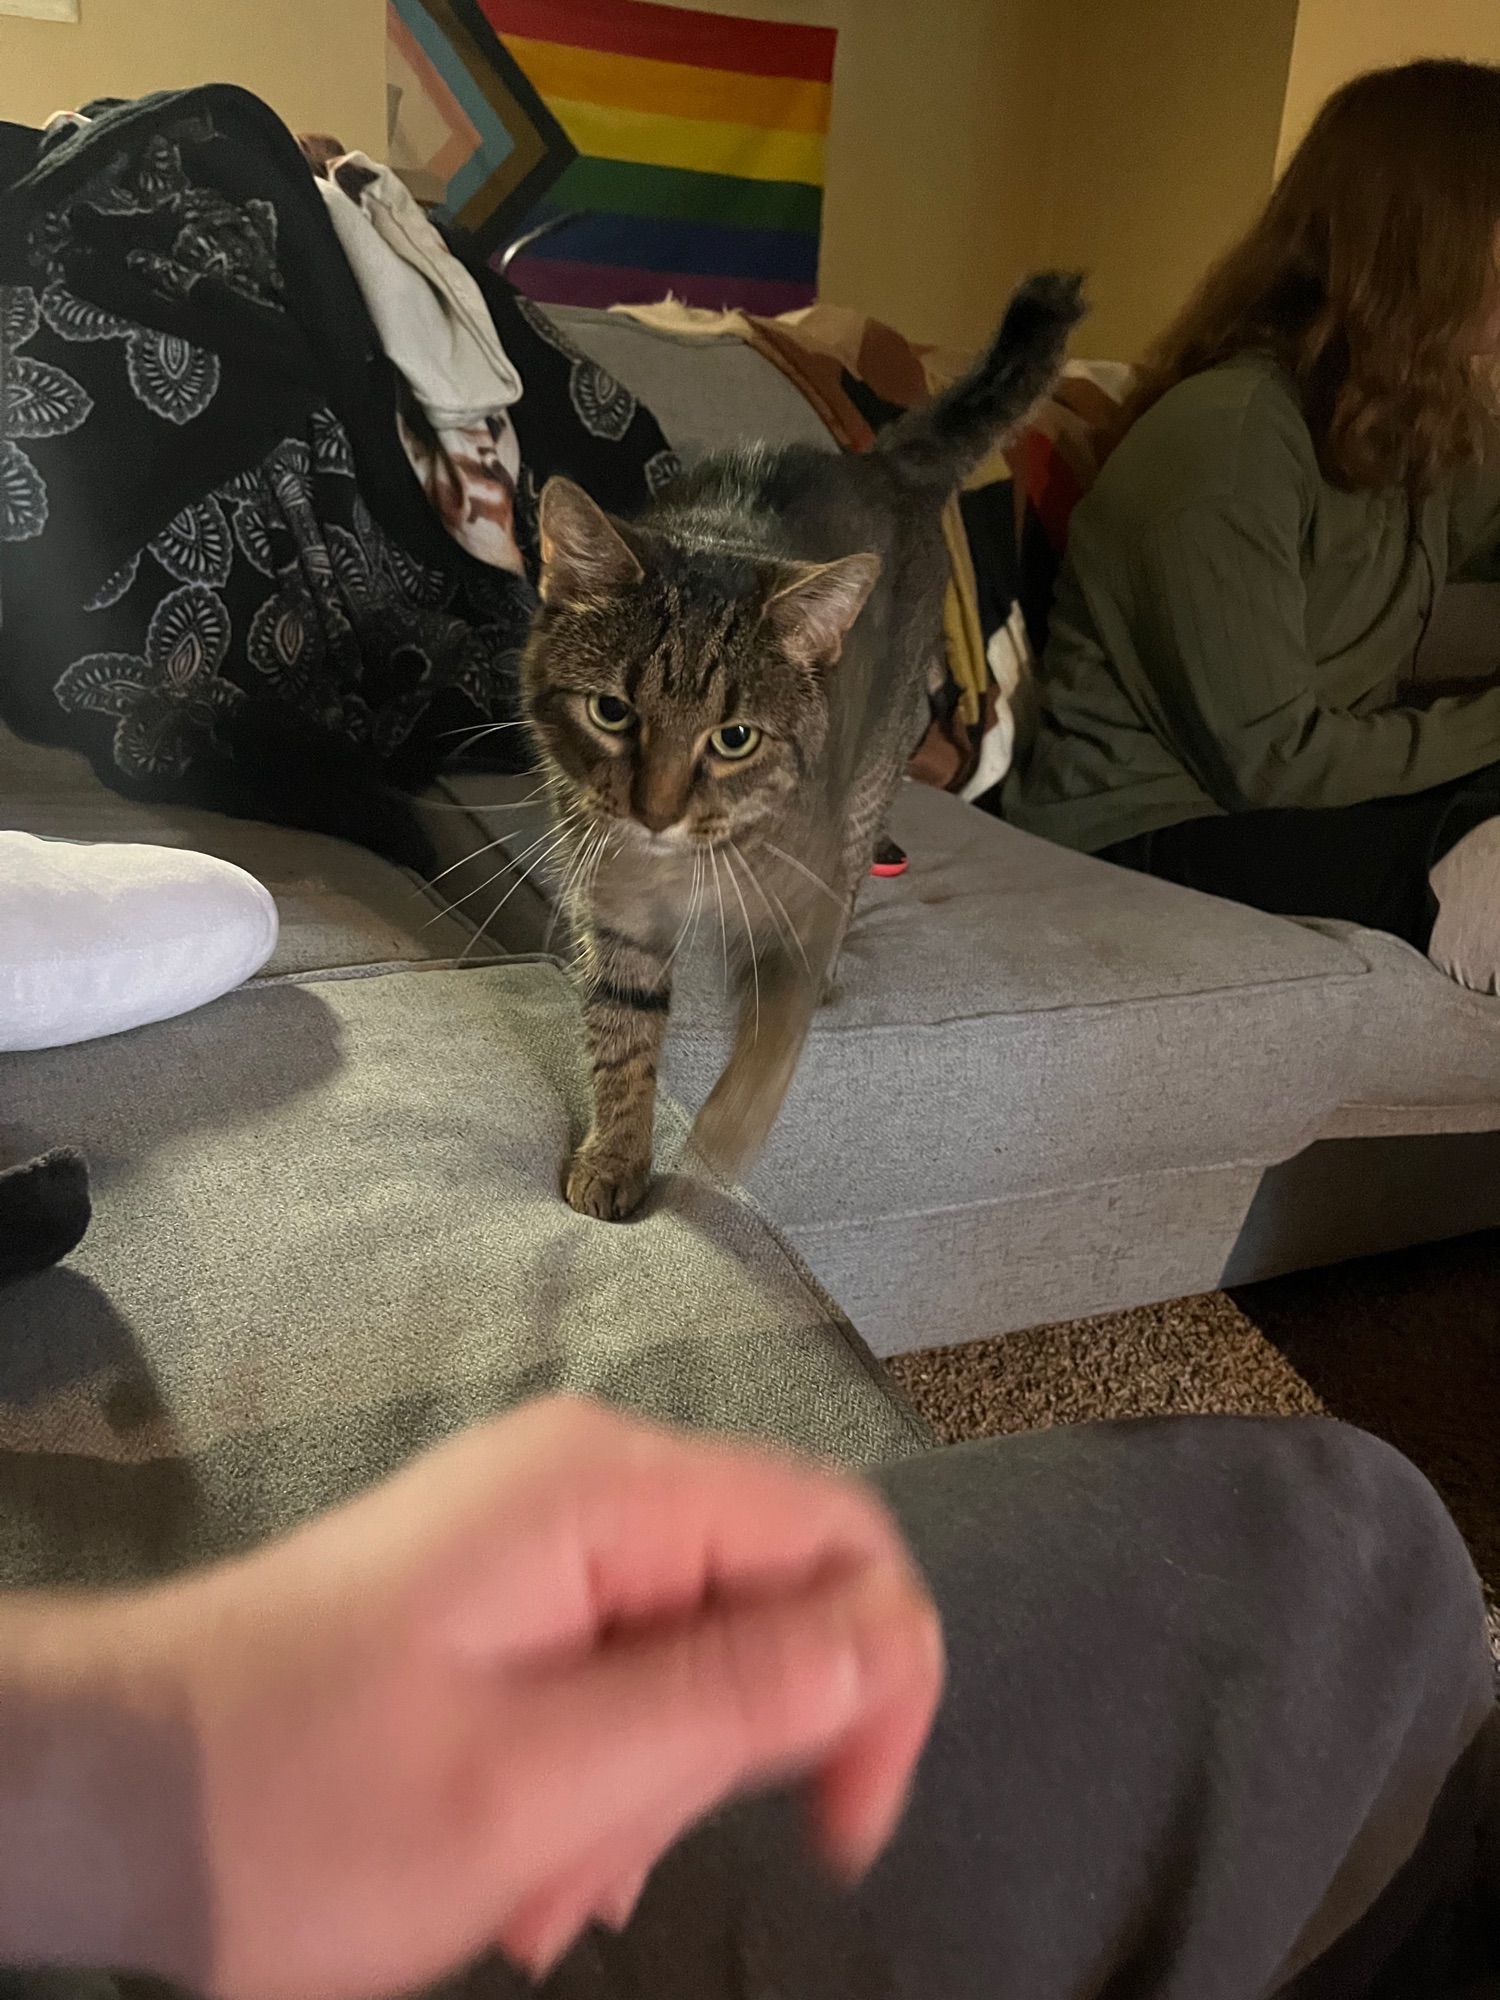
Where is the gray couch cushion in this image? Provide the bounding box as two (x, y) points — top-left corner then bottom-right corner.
(707, 785), (1374, 1223)
(0, 725), (475, 973)
(807, 1160), (1266, 1358)
(426, 775), (1380, 1212)
(1314, 924), (1500, 1132)
(413, 773), (1498, 1350)
(551, 305), (836, 465)
(0, 958), (924, 1584)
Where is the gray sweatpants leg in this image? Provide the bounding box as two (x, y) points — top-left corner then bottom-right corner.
(537, 1415), (1496, 2000)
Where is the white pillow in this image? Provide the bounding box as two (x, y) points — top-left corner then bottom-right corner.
(0, 832), (279, 1052)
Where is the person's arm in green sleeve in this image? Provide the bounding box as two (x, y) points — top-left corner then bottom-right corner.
(1446, 463), (1500, 582)
(1110, 431), (1500, 810)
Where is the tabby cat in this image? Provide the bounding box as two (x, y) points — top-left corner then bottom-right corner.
(522, 271), (1085, 1219)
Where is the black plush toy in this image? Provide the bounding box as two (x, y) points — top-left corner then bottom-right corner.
(0, 1146), (91, 1282)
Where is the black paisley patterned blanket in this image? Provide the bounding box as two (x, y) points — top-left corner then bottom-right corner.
(0, 87), (676, 864)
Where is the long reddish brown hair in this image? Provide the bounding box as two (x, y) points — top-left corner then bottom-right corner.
(1124, 59), (1500, 492)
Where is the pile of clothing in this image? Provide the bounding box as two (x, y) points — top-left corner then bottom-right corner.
(0, 85), (677, 866)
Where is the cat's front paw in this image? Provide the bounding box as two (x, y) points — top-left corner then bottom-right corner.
(566, 1139), (653, 1221)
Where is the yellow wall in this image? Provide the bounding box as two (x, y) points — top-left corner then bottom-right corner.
(657, 0), (1058, 350)
(1279, 0), (1500, 164)
(0, 0), (1042, 348)
(1038, 0), (1298, 363)
(660, 0), (1304, 361)
(0, 0), (1056, 351)
(8, 0), (1499, 365)
(0, 0), (388, 159)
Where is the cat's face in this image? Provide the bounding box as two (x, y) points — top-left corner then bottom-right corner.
(522, 478), (878, 849)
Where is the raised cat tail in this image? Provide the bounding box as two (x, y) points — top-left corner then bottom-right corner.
(873, 271), (1086, 491)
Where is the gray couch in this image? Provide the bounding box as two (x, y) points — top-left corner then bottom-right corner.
(3, 301), (1499, 1573)
(406, 305), (1500, 1355)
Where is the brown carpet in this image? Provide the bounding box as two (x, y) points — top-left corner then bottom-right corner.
(890, 1229), (1500, 1604)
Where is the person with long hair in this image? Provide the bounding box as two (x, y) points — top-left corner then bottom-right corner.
(1005, 59), (1500, 985)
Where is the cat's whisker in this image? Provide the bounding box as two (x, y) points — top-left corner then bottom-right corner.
(439, 717), (535, 752)
(761, 841), (846, 912)
(729, 838), (781, 949)
(732, 840), (812, 986)
(427, 810), (582, 931)
(404, 793), (546, 814)
(558, 817), (605, 905)
(419, 792), (572, 897)
(592, 824), (616, 887)
(572, 823), (608, 898)
(663, 846), (704, 976)
(723, 845), (760, 1045)
(688, 848), (712, 964)
(446, 825), (580, 944)
(534, 817), (600, 919)
(458, 817), (583, 962)
(567, 833), (605, 957)
(545, 823), (596, 953)
(570, 823), (614, 932)
(766, 888), (813, 986)
(686, 846), (711, 962)
(763, 878), (813, 984)
(576, 828), (617, 968)
(412, 774), (554, 816)
(709, 846), (730, 994)
(681, 850), (704, 968)
(422, 832), (512, 902)
(571, 824), (611, 928)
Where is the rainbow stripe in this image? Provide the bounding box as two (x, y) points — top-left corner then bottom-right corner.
(386, 0), (576, 255)
(483, 0), (835, 313)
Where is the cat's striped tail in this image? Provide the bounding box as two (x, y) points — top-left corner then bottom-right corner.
(873, 270), (1086, 492)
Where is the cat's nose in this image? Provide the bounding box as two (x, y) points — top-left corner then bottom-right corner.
(633, 767), (690, 832)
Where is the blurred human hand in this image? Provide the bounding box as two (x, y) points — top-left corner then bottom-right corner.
(102, 1397), (941, 2000)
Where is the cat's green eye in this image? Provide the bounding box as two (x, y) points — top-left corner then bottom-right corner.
(586, 693), (635, 734)
(709, 723), (761, 761)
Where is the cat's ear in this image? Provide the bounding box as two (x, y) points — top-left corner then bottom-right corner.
(537, 477), (644, 608)
(762, 554), (880, 670)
